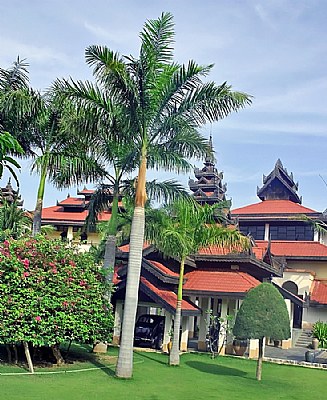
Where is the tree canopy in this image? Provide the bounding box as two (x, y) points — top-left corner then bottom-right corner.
(0, 236), (113, 366)
(233, 282), (290, 380)
(233, 283), (290, 340)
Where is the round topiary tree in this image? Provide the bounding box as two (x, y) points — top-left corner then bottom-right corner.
(233, 282), (290, 381)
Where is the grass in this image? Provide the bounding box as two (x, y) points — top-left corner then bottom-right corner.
(0, 346), (326, 400)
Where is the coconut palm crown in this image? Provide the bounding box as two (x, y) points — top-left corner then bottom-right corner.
(146, 198), (249, 366)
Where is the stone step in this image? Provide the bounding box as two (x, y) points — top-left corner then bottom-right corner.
(294, 330), (312, 348)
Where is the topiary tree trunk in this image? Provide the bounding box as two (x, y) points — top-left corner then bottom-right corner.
(256, 337), (264, 381)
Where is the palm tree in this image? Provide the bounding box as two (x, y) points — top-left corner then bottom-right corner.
(0, 131), (23, 185)
(52, 55), (191, 289)
(0, 196), (31, 241)
(102, 13), (250, 378)
(56, 12), (252, 377)
(0, 62), (106, 236)
(146, 198), (249, 365)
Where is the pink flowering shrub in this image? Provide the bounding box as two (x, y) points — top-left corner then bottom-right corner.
(0, 236), (113, 347)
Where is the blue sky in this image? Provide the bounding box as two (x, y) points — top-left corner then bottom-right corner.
(1, 0), (327, 211)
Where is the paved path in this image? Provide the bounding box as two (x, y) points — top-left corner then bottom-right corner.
(264, 345), (327, 364)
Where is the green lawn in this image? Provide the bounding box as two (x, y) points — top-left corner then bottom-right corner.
(0, 347), (326, 400)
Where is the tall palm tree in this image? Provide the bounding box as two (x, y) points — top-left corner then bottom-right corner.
(146, 198), (249, 365)
(0, 63), (105, 235)
(56, 12), (252, 377)
(52, 56), (191, 288)
(100, 13), (250, 378)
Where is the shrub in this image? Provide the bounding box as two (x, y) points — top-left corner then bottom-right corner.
(312, 321), (327, 348)
(0, 236), (113, 358)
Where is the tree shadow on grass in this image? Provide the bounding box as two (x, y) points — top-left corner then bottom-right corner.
(63, 344), (116, 377)
(185, 361), (248, 378)
(135, 351), (168, 366)
(86, 354), (116, 377)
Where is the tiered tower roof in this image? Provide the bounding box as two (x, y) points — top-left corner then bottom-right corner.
(188, 136), (227, 205)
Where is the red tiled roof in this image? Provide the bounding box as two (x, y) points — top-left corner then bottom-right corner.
(256, 241), (327, 257)
(58, 197), (86, 206)
(198, 244), (245, 256)
(252, 246), (266, 260)
(311, 280), (327, 304)
(78, 189), (95, 194)
(42, 205), (111, 223)
(183, 269), (260, 293)
(118, 242), (151, 253)
(232, 200), (317, 215)
(147, 260), (179, 277)
(140, 277), (198, 312)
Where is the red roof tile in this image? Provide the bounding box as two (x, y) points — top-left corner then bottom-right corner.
(78, 189), (95, 194)
(147, 260), (179, 277)
(58, 197), (86, 206)
(232, 200), (317, 215)
(140, 277), (198, 312)
(183, 269), (260, 293)
(311, 280), (327, 304)
(256, 241), (327, 257)
(42, 205), (111, 223)
(198, 244), (245, 256)
(118, 242), (151, 253)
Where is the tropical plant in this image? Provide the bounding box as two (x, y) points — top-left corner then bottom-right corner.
(0, 59), (106, 236)
(56, 12), (251, 377)
(146, 198), (249, 366)
(0, 196), (31, 240)
(0, 131), (23, 184)
(233, 282), (290, 381)
(312, 320), (327, 348)
(0, 236), (113, 372)
(206, 310), (234, 359)
(53, 49), (191, 290)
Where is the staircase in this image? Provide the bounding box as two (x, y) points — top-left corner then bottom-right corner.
(294, 330), (312, 348)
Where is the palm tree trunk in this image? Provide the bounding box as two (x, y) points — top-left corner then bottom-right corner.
(32, 159), (47, 236)
(116, 150), (146, 378)
(115, 206), (145, 378)
(93, 193), (118, 353)
(103, 192), (119, 288)
(115, 150), (147, 378)
(256, 337), (264, 381)
(169, 258), (185, 366)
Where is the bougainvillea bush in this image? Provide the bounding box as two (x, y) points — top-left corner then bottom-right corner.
(0, 236), (113, 363)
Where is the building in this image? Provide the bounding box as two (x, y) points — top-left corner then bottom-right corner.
(41, 187), (112, 250)
(41, 158), (327, 354)
(232, 159), (327, 331)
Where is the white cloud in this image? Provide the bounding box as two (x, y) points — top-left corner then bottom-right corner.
(0, 37), (71, 67)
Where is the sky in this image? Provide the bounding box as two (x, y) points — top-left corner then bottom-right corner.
(1, 0), (327, 211)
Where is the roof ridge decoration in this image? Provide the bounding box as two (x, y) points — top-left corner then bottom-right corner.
(257, 159), (302, 204)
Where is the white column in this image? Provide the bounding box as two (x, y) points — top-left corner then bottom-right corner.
(282, 299), (292, 349)
(162, 311), (173, 353)
(264, 223), (270, 241)
(180, 316), (189, 352)
(67, 226), (74, 242)
(249, 339), (259, 359)
(218, 299), (229, 355)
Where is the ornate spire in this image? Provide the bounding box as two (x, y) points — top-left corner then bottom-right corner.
(257, 159), (301, 203)
(189, 134), (228, 206)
